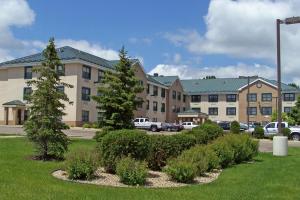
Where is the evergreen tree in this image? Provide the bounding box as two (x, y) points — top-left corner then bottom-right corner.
(24, 38), (73, 160)
(92, 47), (143, 129)
(290, 96), (300, 125)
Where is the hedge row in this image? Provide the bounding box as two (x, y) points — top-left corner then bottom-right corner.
(165, 134), (258, 183)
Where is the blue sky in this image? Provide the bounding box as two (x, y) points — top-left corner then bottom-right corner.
(2, 0), (300, 84)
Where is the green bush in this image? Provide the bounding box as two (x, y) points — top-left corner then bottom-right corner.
(185, 129), (210, 144)
(67, 149), (99, 180)
(192, 121), (223, 142)
(230, 121), (240, 134)
(164, 160), (197, 183)
(98, 129), (150, 173)
(210, 138), (235, 168)
(94, 126), (114, 142)
(91, 122), (99, 129)
(147, 134), (196, 171)
(253, 126), (264, 139)
(116, 157), (148, 186)
(282, 128), (291, 138)
(83, 123), (91, 128)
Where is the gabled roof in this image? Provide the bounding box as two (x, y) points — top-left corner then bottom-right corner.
(151, 75), (179, 86)
(0, 46), (115, 69)
(146, 75), (167, 87)
(2, 100), (26, 107)
(181, 77), (300, 94)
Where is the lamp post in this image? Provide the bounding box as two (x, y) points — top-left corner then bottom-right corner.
(274, 17), (300, 156)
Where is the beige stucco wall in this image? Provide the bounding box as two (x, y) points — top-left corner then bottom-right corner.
(190, 94), (239, 122)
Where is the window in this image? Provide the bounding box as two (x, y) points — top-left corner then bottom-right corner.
(82, 110), (89, 122)
(152, 118), (157, 122)
(284, 107), (292, 113)
(98, 69), (104, 82)
(172, 91), (176, 99)
(247, 107), (257, 115)
(97, 112), (104, 123)
(146, 100), (149, 110)
(183, 107), (186, 111)
(56, 86), (64, 93)
(153, 86), (158, 96)
(177, 92), (181, 101)
(176, 107), (180, 113)
(183, 95), (186, 102)
(226, 107), (236, 115)
(284, 93), (295, 101)
(82, 65), (91, 79)
(153, 101), (158, 111)
(247, 93), (257, 102)
(208, 95), (218, 102)
(137, 97), (143, 108)
(172, 105), (176, 113)
(161, 88), (165, 98)
(138, 80), (144, 86)
(23, 87), (32, 100)
(266, 123), (275, 129)
(226, 94), (237, 102)
(24, 66), (32, 79)
(262, 93), (272, 101)
(208, 107), (218, 115)
(277, 123), (286, 128)
(191, 95), (201, 102)
(261, 107), (272, 115)
(147, 84), (150, 94)
(82, 87), (91, 101)
(56, 65), (65, 76)
(161, 103), (165, 112)
(192, 108), (201, 113)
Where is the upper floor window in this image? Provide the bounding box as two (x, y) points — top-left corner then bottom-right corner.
(56, 86), (65, 93)
(247, 107), (257, 115)
(23, 87), (32, 100)
(191, 95), (201, 102)
(82, 87), (91, 101)
(177, 92), (181, 101)
(176, 107), (180, 113)
(56, 65), (65, 76)
(146, 100), (149, 110)
(161, 88), (165, 98)
(262, 93), (272, 101)
(283, 93), (295, 101)
(24, 66), (32, 79)
(172, 105), (176, 113)
(226, 107), (236, 115)
(208, 107), (218, 115)
(153, 101), (158, 111)
(226, 94), (237, 102)
(98, 69), (105, 82)
(284, 107), (292, 113)
(183, 95), (186, 102)
(153, 86), (158, 96)
(82, 65), (91, 80)
(172, 91), (176, 100)
(261, 107), (272, 115)
(147, 84), (150, 94)
(208, 95), (218, 102)
(161, 103), (165, 112)
(247, 93), (257, 102)
(136, 97), (143, 108)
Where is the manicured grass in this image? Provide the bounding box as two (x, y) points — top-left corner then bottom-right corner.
(1, 137), (300, 200)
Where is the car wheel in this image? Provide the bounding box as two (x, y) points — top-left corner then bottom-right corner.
(151, 126), (158, 132)
(291, 133), (300, 141)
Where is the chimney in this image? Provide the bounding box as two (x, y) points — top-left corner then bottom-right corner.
(154, 73), (159, 77)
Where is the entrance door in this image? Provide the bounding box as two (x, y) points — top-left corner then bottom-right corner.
(17, 109), (22, 125)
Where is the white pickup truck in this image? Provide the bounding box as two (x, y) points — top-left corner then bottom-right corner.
(133, 118), (163, 132)
(182, 121), (198, 130)
(264, 122), (300, 141)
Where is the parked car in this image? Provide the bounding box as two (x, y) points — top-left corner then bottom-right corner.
(263, 122), (300, 140)
(240, 123), (256, 133)
(217, 121), (231, 131)
(182, 122), (198, 130)
(133, 118), (162, 132)
(161, 123), (184, 132)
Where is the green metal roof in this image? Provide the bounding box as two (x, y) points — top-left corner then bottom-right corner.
(151, 75), (179, 86)
(178, 108), (208, 116)
(0, 46), (115, 69)
(2, 100), (26, 106)
(181, 77), (300, 94)
(146, 75), (167, 86)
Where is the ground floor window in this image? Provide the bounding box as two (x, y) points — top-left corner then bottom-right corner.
(82, 110), (89, 122)
(284, 107), (292, 113)
(247, 107), (257, 115)
(226, 107), (236, 115)
(261, 107), (272, 115)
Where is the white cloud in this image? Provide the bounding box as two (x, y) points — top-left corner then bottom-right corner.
(173, 53), (181, 64)
(149, 63), (276, 80)
(129, 37), (152, 45)
(163, 0), (300, 84)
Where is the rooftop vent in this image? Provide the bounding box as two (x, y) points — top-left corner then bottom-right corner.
(154, 73), (159, 77)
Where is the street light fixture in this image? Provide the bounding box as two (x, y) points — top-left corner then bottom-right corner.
(274, 16), (300, 156)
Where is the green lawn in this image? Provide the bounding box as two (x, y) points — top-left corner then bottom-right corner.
(1, 137), (299, 200)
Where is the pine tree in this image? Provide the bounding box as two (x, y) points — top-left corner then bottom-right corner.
(24, 38), (73, 160)
(290, 96), (300, 125)
(92, 47), (143, 129)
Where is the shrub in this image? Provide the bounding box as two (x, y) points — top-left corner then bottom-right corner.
(282, 128), (291, 138)
(91, 122), (99, 129)
(185, 128), (210, 144)
(164, 159), (197, 183)
(94, 126), (114, 142)
(147, 134), (196, 171)
(230, 121), (240, 134)
(210, 138), (235, 168)
(83, 123), (91, 128)
(98, 129), (150, 173)
(253, 126), (264, 139)
(67, 149), (99, 180)
(116, 157), (148, 186)
(193, 121), (223, 142)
